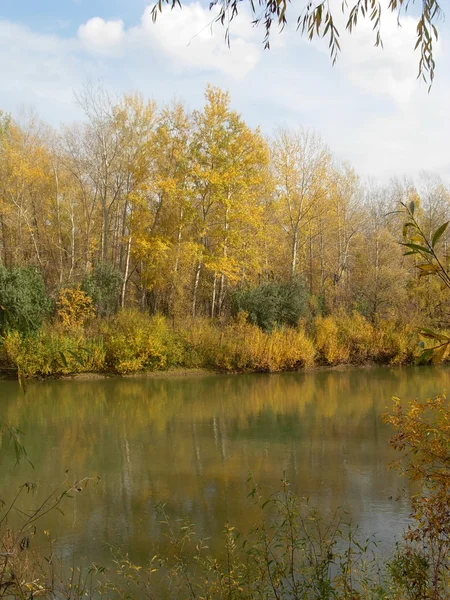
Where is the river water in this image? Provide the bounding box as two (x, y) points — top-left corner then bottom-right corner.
(1, 366), (449, 569)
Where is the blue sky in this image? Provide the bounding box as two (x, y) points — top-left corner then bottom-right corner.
(1, 0), (449, 181)
(2, 0), (147, 33)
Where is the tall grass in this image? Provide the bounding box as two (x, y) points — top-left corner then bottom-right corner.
(180, 313), (315, 372)
(0, 310), (421, 378)
(314, 311), (417, 366)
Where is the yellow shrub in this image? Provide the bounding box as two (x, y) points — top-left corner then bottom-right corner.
(338, 311), (375, 363)
(56, 286), (95, 329)
(181, 316), (315, 373)
(314, 316), (350, 365)
(0, 308), (424, 378)
(3, 328), (105, 376)
(374, 321), (418, 365)
(315, 311), (419, 366)
(247, 326), (315, 372)
(102, 310), (184, 374)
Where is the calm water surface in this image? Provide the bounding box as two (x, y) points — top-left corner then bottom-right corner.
(1, 366), (450, 566)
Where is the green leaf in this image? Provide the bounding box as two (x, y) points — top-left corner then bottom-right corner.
(432, 221), (449, 247)
(402, 222), (416, 239)
(78, 346), (92, 357)
(400, 242), (432, 254)
(59, 351), (68, 368)
(67, 350), (86, 367)
(409, 200), (415, 215)
(416, 348), (434, 365)
(418, 328), (450, 342)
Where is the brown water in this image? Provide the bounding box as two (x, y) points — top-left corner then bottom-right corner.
(1, 366), (449, 568)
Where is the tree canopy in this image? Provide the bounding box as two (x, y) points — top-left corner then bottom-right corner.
(1, 84), (450, 325)
(151, 0), (443, 85)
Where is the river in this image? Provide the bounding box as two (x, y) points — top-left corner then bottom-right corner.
(1, 366), (449, 572)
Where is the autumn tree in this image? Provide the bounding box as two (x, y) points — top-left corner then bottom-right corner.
(189, 85), (269, 317)
(272, 128), (329, 282)
(131, 102), (194, 315)
(0, 115), (56, 275)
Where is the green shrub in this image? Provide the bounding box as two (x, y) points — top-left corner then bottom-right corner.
(387, 545), (430, 600)
(0, 266), (51, 334)
(231, 280), (310, 331)
(82, 263), (122, 318)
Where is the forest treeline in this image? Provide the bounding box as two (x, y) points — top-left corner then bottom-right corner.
(0, 85), (449, 375)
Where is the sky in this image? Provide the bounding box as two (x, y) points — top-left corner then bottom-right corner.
(1, 0), (449, 181)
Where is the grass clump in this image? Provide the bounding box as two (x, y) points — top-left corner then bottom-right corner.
(181, 312), (315, 372)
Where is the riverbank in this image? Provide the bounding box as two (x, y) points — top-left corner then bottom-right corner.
(0, 309), (425, 379)
(0, 362), (388, 381)
(67, 361), (390, 380)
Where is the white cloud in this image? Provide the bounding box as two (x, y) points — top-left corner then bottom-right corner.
(75, 3), (262, 78)
(78, 17), (125, 56)
(0, 20), (82, 122)
(136, 3), (261, 78)
(338, 14), (420, 105)
(300, 4), (436, 105)
(340, 82), (450, 179)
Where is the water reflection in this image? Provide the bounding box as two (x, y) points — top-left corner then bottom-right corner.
(1, 366), (449, 565)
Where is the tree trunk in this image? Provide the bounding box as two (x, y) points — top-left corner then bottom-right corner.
(192, 261), (202, 317)
(320, 225), (325, 299)
(291, 228), (298, 280)
(53, 164), (64, 283)
(211, 272), (217, 317)
(120, 235), (132, 308)
(69, 200), (76, 281)
(170, 206), (183, 317)
(218, 204), (229, 315)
